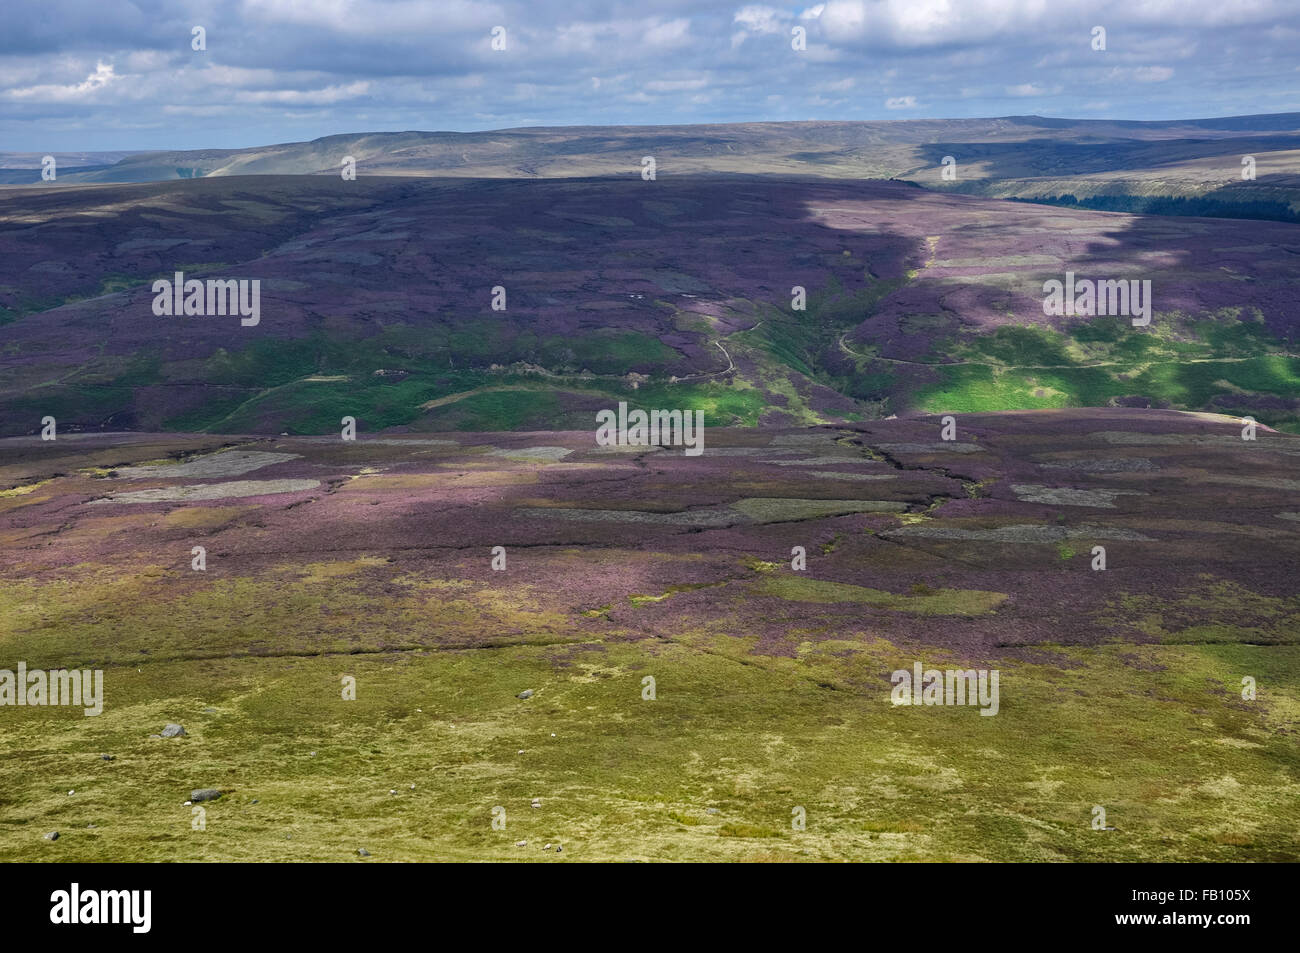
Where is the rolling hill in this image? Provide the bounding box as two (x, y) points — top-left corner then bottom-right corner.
(1, 173), (1297, 436)
(5, 113), (1300, 221)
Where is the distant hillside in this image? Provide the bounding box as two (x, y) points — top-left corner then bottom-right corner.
(1, 174), (1296, 436)
(9, 114), (1299, 222)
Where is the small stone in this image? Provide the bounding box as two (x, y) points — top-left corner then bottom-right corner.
(550, 733), (556, 737)
(183, 801), (191, 806)
(515, 840), (527, 847)
(357, 848), (370, 857)
(87, 824), (96, 829)
(190, 788), (221, 803)
(556, 845), (562, 853)
(43, 831), (59, 841)
(544, 843), (552, 850)
(531, 799), (541, 808)
(409, 783), (415, 790)
(251, 799), (259, 805)
(160, 723), (186, 738)
(706, 808), (721, 815)
(202, 707), (218, 714)
(68, 790), (75, 796)
(309, 751), (317, 757)
(517, 689), (534, 700)
(517, 749), (525, 755)
(100, 754), (114, 761)
(389, 789), (397, 795)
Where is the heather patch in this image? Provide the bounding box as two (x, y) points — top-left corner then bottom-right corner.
(884, 523), (1153, 542)
(728, 498), (906, 521)
(1090, 431), (1288, 447)
(751, 576), (1007, 616)
(874, 442), (985, 454)
(758, 455), (881, 466)
(1204, 475), (1300, 492)
(1038, 457), (1157, 473)
(1100, 582), (1300, 645)
(809, 471), (898, 481)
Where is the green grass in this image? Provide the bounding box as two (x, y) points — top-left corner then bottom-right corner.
(913, 311), (1300, 430)
(3, 629), (1295, 861)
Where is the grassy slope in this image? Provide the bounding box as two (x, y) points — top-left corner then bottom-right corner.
(4, 631), (1294, 861)
(2, 416), (1296, 862)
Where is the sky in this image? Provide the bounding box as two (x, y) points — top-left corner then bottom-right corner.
(2, 0), (1299, 152)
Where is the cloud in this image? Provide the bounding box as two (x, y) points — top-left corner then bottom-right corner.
(1005, 82), (1062, 97)
(7, 60), (116, 102)
(734, 5), (787, 34)
(0, 0), (1296, 150)
(1133, 66), (1175, 82)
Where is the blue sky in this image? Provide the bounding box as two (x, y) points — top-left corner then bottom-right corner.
(2, 0), (1298, 151)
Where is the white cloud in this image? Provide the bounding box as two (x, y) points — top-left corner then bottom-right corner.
(7, 61), (116, 102)
(734, 5), (787, 34)
(1133, 66), (1175, 82)
(1005, 82), (1061, 96)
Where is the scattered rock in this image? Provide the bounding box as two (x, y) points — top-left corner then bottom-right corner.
(556, 845), (562, 853)
(531, 798), (541, 808)
(517, 689), (534, 699)
(100, 754), (114, 761)
(43, 831), (59, 841)
(160, 723), (186, 738)
(190, 788), (221, 803)
(706, 807), (721, 815)
(515, 840), (527, 847)
(357, 848), (370, 857)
